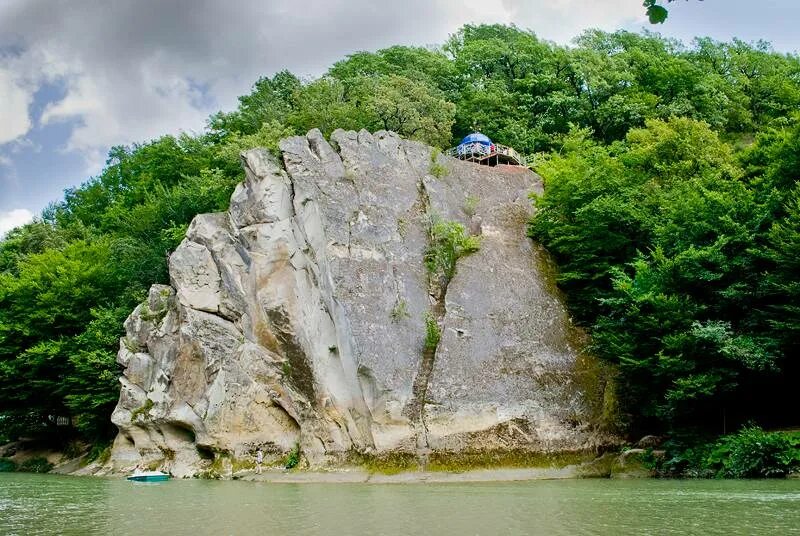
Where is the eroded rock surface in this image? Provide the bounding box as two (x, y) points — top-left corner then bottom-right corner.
(109, 129), (614, 477)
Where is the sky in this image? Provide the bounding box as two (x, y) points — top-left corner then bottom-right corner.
(1, 0), (798, 235)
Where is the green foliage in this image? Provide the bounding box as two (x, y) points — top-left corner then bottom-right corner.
(425, 219), (480, 283)
(215, 120), (295, 164)
(654, 426), (800, 478)
(715, 426), (800, 478)
(86, 442), (112, 465)
(18, 457), (53, 473)
(424, 312), (441, 351)
(0, 132), (238, 439)
(328, 46), (454, 91)
(531, 115), (800, 433)
(429, 150), (448, 178)
(644, 1), (670, 24)
(209, 70), (301, 136)
(283, 443), (300, 469)
(361, 75), (455, 147)
(390, 300), (411, 321)
(288, 75), (455, 147)
(0, 458), (16, 472)
(129, 399), (154, 423)
(62, 440), (85, 460)
(287, 78), (364, 137)
(462, 195), (479, 218)
(645, 1), (706, 25)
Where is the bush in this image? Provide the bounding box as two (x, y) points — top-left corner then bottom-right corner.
(714, 426), (800, 478)
(424, 313), (441, 351)
(284, 443), (301, 469)
(425, 219), (480, 282)
(653, 426), (800, 478)
(18, 457), (53, 473)
(0, 458), (16, 472)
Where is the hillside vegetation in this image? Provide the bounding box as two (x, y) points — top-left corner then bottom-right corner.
(1, 26), (799, 471)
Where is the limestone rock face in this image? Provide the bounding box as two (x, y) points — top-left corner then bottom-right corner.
(109, 129), (614, 477)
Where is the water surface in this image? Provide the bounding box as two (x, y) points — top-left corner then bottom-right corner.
(1, 473), (798, 535)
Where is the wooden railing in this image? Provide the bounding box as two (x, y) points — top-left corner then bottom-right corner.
(446, 142), (527, 167)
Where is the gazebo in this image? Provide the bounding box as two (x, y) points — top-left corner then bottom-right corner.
(447, 132), (526, 167)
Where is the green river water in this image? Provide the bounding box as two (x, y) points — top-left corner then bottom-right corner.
(1, 473), (799, 535)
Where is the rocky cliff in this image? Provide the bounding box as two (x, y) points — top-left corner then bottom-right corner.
(108, 129), (615, 477)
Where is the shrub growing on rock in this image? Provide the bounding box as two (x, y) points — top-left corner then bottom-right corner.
(425, 219), (480, 283)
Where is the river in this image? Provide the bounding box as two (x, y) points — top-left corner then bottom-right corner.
(1, 473), (799, 535)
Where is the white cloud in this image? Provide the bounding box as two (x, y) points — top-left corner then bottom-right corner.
(501, 0), (646, 42)
(0, 68), (32, 144)
(0, 0), (647, 172)
(0, 208), (33, 237)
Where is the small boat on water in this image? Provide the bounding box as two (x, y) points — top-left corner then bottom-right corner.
(127, 470), (170, 482)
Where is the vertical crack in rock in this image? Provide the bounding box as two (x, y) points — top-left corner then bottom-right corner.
(400, 145), (449, 453)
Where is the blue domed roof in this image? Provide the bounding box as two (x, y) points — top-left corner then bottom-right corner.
(460, 132), (492, 146)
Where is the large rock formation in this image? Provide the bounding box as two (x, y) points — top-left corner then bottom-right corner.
(108, 129), (615, 477)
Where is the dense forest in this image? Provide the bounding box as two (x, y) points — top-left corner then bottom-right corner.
(1, 24), (799, 475)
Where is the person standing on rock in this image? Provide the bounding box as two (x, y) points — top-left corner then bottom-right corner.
(255, 448), (263, 474)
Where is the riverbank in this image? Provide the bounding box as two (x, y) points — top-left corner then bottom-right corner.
(238, 465), (582, 484)
(2, 439), (653, 481)
(6, 434), (798, 482)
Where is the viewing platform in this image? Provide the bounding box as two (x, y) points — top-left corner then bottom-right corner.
(446, 132), (527, 167)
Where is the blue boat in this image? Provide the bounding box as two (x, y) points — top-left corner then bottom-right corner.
(127, 470), (170, 482)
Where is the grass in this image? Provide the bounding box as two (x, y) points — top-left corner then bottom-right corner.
(231, 457), (256, 473)
(349, 449), (596, 475)
(130, 398), (154, 423)
(390, 299), (411, 321)
(121, 336), (144, 353)
(429, 150), (448, 178)
(427, 450), (595, 473)
(349, 451), (420, 475)
(424, 312), (440, 351)
(140, 301), (168, 324)
(198, 454), (228, 479)
(463, 195), (479, 217)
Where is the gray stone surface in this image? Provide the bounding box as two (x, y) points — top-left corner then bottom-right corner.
(108, 129), (614, 477)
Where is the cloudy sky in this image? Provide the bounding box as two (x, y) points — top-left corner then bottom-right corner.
(1, 0), (798, 234)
